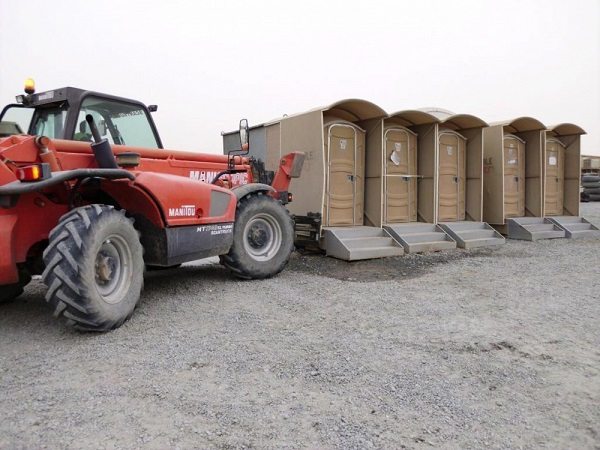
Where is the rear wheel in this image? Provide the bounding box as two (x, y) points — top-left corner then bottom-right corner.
(42, 205), (144, 331)
(220, 192), (294, 279)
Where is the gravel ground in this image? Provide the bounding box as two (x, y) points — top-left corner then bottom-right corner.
(1, 203), (599, 449)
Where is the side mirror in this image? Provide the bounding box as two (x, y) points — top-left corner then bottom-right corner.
(239, 119), (249, 152)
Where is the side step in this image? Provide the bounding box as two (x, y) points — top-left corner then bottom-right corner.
(384, 222), (456, 253)
(505, 217), (565, 241)
(546, 216), (600, 239)
(322, 226), (404, 261)
(438, 221), (505, 249)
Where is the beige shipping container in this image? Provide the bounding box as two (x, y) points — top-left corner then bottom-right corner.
(543, 123), (586, 216)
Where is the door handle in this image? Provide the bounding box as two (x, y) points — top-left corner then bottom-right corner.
(453, 176), (459, 183)
(347, 175), (354, 182)
(514, 177), (519, 182)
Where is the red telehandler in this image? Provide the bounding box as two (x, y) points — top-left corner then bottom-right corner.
(0, 80), (304, 330)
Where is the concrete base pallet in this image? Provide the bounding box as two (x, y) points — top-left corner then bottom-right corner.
(505, 217), (565, 241)
(546, 216), (600, 239)
(438, 221), (505, 249)
(322, 226), (404, 261)
(384, 223), (456, 254)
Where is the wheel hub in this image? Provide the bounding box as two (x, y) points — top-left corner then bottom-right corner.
(94, 236), (132, 304)
(242, 213), (283, 262)
(95, 254), (114, 282)
(248, 223), (270, 248)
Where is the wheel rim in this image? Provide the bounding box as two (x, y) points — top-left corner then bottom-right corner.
(94, 234), (132, 304)
(242, 213), (282, 262)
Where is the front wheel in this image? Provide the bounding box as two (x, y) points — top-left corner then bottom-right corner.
(42, 205), (144, 331)
(220, 192), (294, 279)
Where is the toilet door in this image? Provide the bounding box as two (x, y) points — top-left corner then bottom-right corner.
(503, 134), (525, 218)
(438, 131), (466, 221)
(384, 127), (417, 223)
(544, 138), (565, 216)
(326, 123), (358, 226)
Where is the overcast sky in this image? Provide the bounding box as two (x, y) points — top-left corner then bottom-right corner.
(1, 0), (598, 155)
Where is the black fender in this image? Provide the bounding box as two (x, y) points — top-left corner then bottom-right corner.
(231, 183), (275, 201)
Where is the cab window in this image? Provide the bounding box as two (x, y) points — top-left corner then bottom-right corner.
(31, 106), (68, 138)
(0, 105), (35, 137)
(75, 97), (159, 148)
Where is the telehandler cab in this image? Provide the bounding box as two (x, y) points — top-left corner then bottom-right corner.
(0, 80), (304, 330)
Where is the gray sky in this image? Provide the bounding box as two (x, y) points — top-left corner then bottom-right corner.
(1, 0), (598, 155)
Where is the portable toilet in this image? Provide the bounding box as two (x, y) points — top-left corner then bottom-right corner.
(542, 124), (599, 238)
(363, 110), (458, 253)
(222, 99), (405, 260)
(482, 117), (565, 240)
(428, 111), (505, 248)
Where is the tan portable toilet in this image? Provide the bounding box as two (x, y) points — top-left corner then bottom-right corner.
(482, 117), (565, 240)
(222, 99), (404, 260)
(429, 112), (505, 248)
(542, 124), (599, 238)
(362, 110), (459, 253)
(323, 120), (366, 226)
(364, 110), (440, 227)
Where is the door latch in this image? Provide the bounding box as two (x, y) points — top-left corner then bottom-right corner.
(347, 174), (354, 182)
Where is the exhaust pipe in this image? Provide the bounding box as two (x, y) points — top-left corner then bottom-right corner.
(85, 114), (118, 169)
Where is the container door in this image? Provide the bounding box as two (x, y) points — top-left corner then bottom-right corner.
(326, 123), (357, 226)
(544, 139), (565, 216)
(384, 128), (417, 223)
(503, 135), (525, 218)
(438, 131), (466, 221)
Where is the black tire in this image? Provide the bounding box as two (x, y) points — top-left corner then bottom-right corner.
(0, 268), (31, 304)
(583, 187), (600, 195)
(581, 192), (590, 202)
(220, 192), (294, 280)
(582, 175), (600, 183)
(42, 205), (144, 331)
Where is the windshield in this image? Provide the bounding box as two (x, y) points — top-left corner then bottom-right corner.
(0, 105), (34, 137)
(75, 97), (159, 148)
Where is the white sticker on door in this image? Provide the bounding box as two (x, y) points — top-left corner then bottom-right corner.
(395, 142), (402, 152)
(390, 151), (401, 166)
(339, 139), (347, 150)
(549, 156), (557, 166)
(447, 146), (453, 156)
(507, 147), (517, 165)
